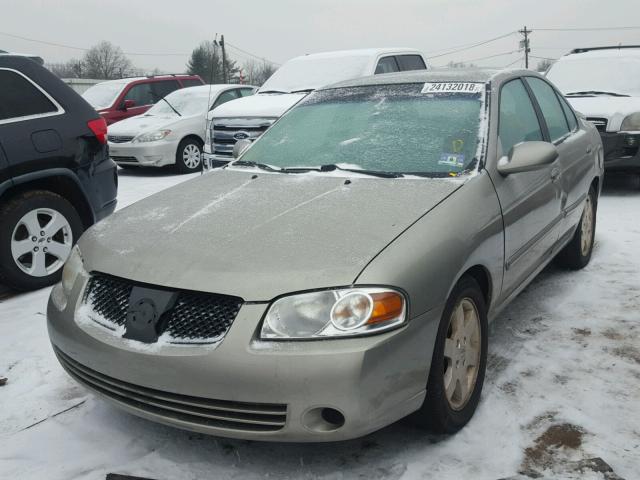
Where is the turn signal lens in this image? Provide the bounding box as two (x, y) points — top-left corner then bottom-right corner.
(369, 291), (405, 324)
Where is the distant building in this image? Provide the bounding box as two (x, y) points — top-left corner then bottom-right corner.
(62, 78), (103, 94)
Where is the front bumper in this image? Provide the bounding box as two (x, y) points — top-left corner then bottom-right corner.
(108, 140), (179, 167)
(203, 152), (231, 171)
(600, 131), (640, 171)
(47, 279), (439, 442)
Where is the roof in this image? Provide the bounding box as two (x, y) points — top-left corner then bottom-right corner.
(565, 46), (640, 59)
(94, 74), (201, 85)
(176, 84), (254, 95)
(320, 68), (509, 90)
(290, 47), (422, 62)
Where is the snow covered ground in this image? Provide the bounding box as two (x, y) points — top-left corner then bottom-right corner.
(1, 169), (638, 480)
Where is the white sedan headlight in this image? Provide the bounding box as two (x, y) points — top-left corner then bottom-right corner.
(132, 129), (172, 143)
(260, 287), (406, 339)
(620, 113), (640, 132)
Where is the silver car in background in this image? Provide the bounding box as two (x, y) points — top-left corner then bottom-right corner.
(47, 69), (603, 442)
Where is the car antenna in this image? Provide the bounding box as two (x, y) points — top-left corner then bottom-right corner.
(203, 34), (219, 175)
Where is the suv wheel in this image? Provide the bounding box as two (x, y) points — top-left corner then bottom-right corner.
(176, 138), (203, 173)
(0, 190), (83, 291)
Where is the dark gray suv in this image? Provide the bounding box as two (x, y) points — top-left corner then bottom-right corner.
(0, 55), (117, 291)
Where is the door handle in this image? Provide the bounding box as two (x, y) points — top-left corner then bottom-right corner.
(551, 168), (561, 182)
(586, 147), (592, 154)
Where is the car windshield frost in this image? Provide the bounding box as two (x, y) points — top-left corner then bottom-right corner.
(82, 82), (125, 109)
(547, 56), (640, 96)
(146, 89), (211, 117)
(239, 83), (486, 177)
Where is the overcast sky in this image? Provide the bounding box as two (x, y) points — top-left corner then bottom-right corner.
(2, 0), (640, 73)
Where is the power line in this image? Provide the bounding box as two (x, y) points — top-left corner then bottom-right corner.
(427, 32), (517, 59)
(533, 26), (640, 32)
(226, 42), (280, 66)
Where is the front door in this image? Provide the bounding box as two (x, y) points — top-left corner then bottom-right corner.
(490, 78), (563, 300)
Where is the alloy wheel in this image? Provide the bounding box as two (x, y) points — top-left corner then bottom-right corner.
(580, 195), (594, 256)
(10, 208), (73, 277)
(443, 297), (482, 411)
(182, 143), (201, 169)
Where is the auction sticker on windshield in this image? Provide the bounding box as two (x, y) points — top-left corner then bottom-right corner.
(421, 82), (484, 94)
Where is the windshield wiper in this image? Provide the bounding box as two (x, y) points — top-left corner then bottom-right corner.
(289, 88), (315, 94)
(230, 160), (282, 172)
(565, 90), (630, 97)
(160, 98), (182, 116)
(281, 164), (404, 178)
(258, 90), (287, 94)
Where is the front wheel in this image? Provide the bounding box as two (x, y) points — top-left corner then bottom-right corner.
(410, 275), (488, 434)
(555, 185), (597, 269)
(176, 138), (203, 174)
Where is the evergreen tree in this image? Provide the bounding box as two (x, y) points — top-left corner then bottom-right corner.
(186, 41), (240, 84)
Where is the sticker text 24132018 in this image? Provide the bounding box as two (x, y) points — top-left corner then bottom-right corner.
(421, 82), (483, 94)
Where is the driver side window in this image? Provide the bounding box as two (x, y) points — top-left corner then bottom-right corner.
(499, 79), (543, 155)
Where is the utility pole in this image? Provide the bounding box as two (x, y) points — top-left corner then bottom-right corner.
(220, 34), (228, 83)
(519, 26), (531, 69)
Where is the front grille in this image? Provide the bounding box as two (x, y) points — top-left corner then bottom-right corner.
(110, 156), (138, 163)
(55, 348), (287, 432)
(108, 135), (135, 143)
(587, 117), (608, 132)
(83, 274), (243, 344)
(212, 121), (273, 155)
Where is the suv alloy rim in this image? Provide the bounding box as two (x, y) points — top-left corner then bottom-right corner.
(183, 143), (201, 169)
(444, 297), (481, 411)
(581, 195), (594, 256)
(10, 208), (73, 277)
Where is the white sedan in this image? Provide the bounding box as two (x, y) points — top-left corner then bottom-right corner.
(107, 84), (256, 173)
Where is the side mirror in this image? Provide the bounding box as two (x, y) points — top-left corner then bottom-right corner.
(497, 141), (559, 175)
(121, 99), (136, 111)
(232, 139), (252, 159)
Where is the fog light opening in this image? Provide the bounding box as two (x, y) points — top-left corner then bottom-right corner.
(302, 407), (346, 432)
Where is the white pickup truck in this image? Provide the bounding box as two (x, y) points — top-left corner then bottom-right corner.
(203, 48), (428, 169)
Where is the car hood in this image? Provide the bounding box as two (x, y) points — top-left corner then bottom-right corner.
(208, 92), (307, 120)
(566, 96), (640, 131)
(107, 114), (182, 137)
(80, 169), (463, 301)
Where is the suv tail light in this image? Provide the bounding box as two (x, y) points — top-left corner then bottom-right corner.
(87, 118), (108, 144)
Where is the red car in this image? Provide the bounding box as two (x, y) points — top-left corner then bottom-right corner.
(82, 74), (204, 125)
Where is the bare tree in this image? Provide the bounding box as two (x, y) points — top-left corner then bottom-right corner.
(242, 59), (277, 86)
(83, 41), (133, 79)
(47, 59), (84, 78)
(536, 59), (554, 73)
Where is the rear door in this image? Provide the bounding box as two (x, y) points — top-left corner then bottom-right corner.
(524, 76), (592, 239)
(491, 77), (563, 300)
(0, 141), (10, 188)
(0, 67), (66, 177)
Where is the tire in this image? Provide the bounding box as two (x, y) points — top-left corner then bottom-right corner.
(555, 185), (597, 270)
(175, 137), (203, 174)
(0, 190), (84, 291)
(411, 275), (488, 434)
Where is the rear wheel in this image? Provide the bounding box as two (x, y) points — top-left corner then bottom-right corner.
(0, 191), (83, 291)
(555, 185), (597, 269)
(176, 138), (203, 174)
(411, 276), (488, 433)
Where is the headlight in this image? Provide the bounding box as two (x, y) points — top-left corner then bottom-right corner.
(621, 113), (640, 132)
(52, 245), (84, 311)
(132, 129), (172, 143)
(61, 245), (84, 295)
(260, 288), (406, 339)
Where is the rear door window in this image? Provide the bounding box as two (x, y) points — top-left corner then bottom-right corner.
(525, 77), (570, 141)
(123, 83), (154, 107)
(555, 91), (578, 132)
(151, 80), (180, 101)
(396, 55), (427, 71)
(0, 69), (58, 121)
(212, 89), (240, 109)
(375, 56), (400, 74)
(499, 79), (544, 155)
